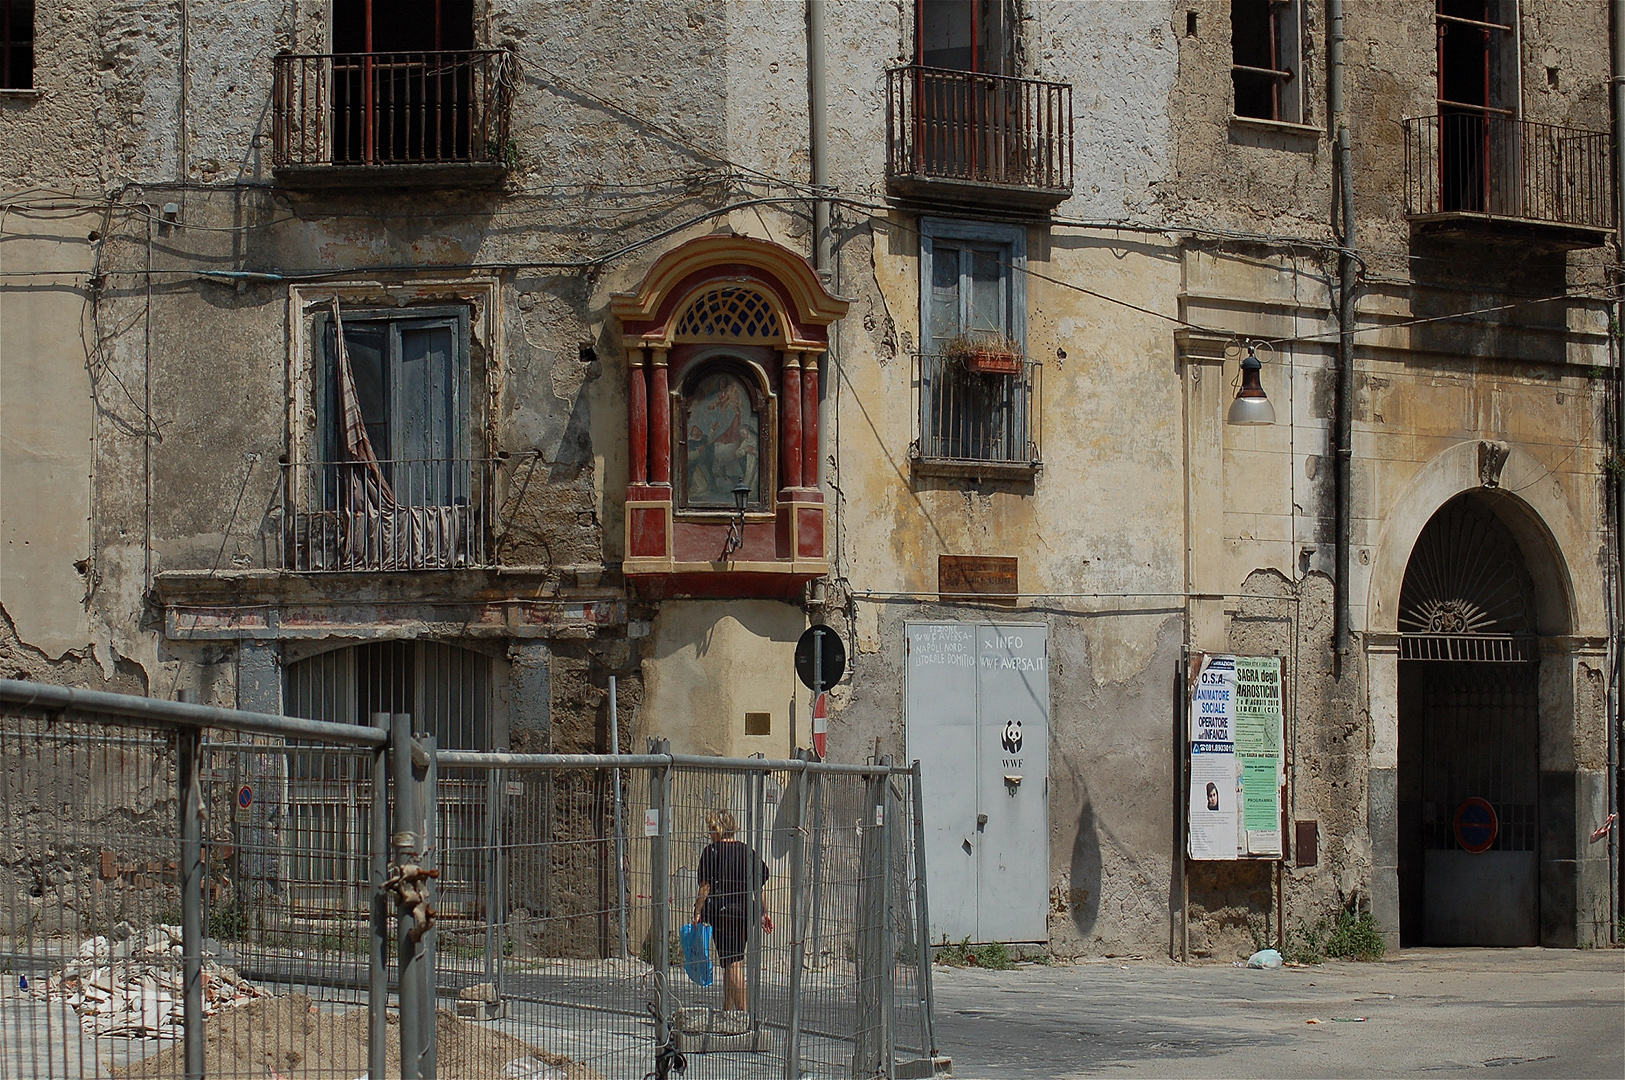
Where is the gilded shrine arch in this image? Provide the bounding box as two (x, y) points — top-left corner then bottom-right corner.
(610, 234), (849, 598)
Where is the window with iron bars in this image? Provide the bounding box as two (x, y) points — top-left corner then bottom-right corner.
(1231, 0), (1303, 124)
(2, 1), (33, 90)
(917, 217), (1036, 467)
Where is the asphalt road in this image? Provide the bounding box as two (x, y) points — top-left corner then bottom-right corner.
(930, 948), (1624, 1079)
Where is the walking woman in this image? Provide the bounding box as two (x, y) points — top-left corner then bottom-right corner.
(692, 809), (773, 1012)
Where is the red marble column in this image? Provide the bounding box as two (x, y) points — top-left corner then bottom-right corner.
(781, 350), (802, 490)
(627, 347), (648, 485)
(801, 351), (820, 488)
(649, 347), (672, 486)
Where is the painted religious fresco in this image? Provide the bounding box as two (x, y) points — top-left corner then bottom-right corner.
(683, 369), (761, 507)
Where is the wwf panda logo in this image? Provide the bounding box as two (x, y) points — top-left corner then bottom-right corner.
(1000, 719), (1023, 755)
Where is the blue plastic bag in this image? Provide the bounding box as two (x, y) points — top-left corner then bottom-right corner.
(681, 922), (714, 987)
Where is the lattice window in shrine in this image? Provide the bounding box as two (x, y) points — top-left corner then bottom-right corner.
(674, 287), (783, 341)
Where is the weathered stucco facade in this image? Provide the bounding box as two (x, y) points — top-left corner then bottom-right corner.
(2, 0), (1618, 958)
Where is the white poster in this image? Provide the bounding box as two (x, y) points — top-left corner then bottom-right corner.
(1187, 653), (1286, 861)
(1188, 741), (1239, 860)
(1190, 655), (1236, 743)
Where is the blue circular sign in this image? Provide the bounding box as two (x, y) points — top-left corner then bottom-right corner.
(1453, 797), (1498, 854)
(237, 784), (254, 810)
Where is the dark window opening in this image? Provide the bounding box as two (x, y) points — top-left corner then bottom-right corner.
(334, 0), (475, 54)
(1231, 0), (1301, 123)
(3, 0), (34, 90)
(1436, 1), (1517, 213)
(329, 0), (479, 164)
(918, 0), (1014, 76)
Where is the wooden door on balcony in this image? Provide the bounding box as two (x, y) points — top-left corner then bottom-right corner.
(331, 0), (476, 164)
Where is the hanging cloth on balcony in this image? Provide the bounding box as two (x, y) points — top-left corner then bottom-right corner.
(331, 299), (398, 567)
(330, 299), (468, 569)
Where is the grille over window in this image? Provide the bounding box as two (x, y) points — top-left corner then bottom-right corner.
(674, 287), (782, 341)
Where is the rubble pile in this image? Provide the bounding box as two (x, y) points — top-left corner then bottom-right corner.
(41, 924), (266, 1038)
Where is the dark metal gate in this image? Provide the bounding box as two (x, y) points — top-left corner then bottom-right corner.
(1397, 491), (1542, 946)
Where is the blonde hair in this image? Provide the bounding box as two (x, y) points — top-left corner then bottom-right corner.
(706, 809), (738, 837)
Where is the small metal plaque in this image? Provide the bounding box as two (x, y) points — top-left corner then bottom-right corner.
(744, 711), (772, 736)
(938, 555), (1018, 605)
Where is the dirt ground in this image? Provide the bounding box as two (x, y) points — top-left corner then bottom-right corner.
(111, 994), (604, 1080)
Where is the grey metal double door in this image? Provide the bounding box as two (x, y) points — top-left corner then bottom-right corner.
(905, 622), (1049, 943)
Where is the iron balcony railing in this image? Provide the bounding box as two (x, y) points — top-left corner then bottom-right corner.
(1403, 112), (1613, 233)
(916, 352), (1041, 466)
(282, 456), (497, 571)
(272, 49), (514, 168)
(887, 65), (1073, 195)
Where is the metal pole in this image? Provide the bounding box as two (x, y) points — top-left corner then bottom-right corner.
(879, 757), (896, 1080)
(807, 0), (831, 273)
(1610, 0), (1625, 948)
(785, 755), (811, 1079)
(177, 690), (204, 1080)
(483, 765), (500, 1000)
(746, 767), (766, 1027)
(369, 712), (389, 1080)
(807, 761), (827, 968)
(854, 769), (882, 1077)
(421, 734), (438, 1080)
(1328, 0), (1355, 669)
(649, 739), (672, 1054)
(392, 712), (424, 1080)
(610, 675), (629, 961)
(909, 760), (938, 1061)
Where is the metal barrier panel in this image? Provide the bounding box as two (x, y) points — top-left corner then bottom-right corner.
(0, 713), (392, 1079)
(1, 717), (184, 1079)
(0, 687), (935, 1080)
(425, 756), (931, 1080)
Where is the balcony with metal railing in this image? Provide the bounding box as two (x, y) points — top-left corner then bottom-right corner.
(281, 456), (499, 572)
(886, 66), (1073, 213)
(1403, 113), (1614, 246)
(272, 49), (514, 187)
(913, 352), (1041, 479)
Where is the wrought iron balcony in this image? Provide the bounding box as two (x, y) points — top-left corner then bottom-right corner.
(914, 352), (1041, 476)
(887, 65), (1073, 212)
(282, 457), (498, 572)
(272, 49), (514, 186)
(1403, 113), (1613, 244)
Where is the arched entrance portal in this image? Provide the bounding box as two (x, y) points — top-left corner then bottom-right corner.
(1396, 493), (1543, 945)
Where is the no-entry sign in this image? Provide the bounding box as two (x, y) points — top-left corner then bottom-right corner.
(1453, 797), (1499, 853)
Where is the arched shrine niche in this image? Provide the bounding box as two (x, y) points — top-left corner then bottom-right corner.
(610, 234), (849, 598)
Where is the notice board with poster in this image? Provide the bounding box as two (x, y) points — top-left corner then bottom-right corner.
(1186, 653), (1284, 860)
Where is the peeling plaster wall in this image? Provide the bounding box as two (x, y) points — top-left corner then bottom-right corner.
(0, 0), (1617, 956)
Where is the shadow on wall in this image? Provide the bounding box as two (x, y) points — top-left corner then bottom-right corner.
(1068, 781), (1102, 936)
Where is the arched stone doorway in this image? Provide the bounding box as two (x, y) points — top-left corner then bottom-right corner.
(1396, 492), (1543, 945)
(1366, 442), (1609, 950)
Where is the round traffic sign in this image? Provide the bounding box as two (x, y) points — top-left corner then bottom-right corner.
(1453, 797), (1498, 853)
(237, 784), (254, 810)
(795, 625), (846, 691)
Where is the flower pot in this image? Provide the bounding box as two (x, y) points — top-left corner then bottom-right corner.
(965, 349), (1022, 375)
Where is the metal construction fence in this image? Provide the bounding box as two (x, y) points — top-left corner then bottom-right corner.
(0, 680), (940, 1080)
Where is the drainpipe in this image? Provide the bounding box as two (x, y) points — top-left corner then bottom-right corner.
(1610, 0), (1624, 942)
(1328, 0), (1355, 670)
(807, 0), (832, 273)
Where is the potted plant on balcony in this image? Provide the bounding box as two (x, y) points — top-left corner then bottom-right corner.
(940, 333), (1024, 376)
